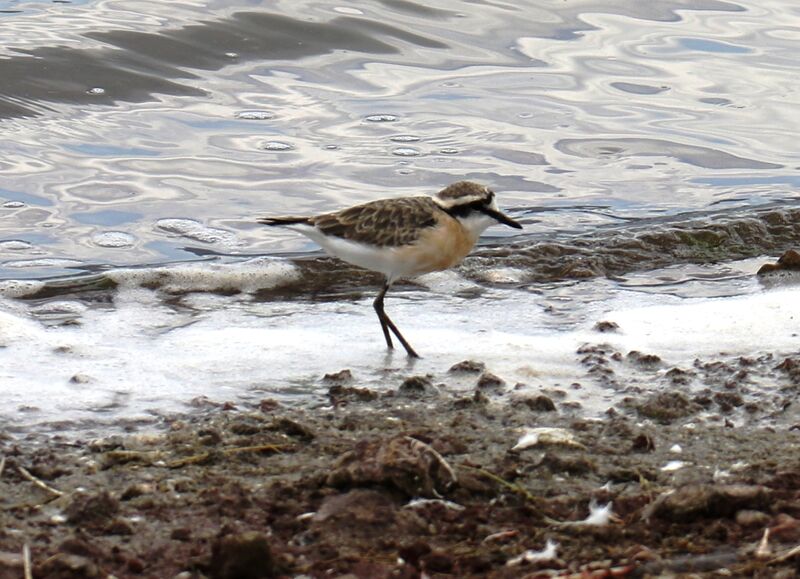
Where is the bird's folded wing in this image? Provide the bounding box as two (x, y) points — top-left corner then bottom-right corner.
(312, 197), (440, 247)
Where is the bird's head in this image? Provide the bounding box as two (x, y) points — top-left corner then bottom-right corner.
(432, 181), (522, 235)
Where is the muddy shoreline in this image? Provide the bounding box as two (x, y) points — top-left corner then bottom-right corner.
(1, 355), (799, 579)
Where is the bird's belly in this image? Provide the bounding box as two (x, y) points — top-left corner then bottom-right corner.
(390, 220), (476, 278)
(313, 221), (476, 282)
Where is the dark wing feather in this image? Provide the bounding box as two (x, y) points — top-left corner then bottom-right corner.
(258, 216), (311, 226)
(311, 197), (440, 247)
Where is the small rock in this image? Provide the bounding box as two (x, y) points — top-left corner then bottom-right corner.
(0, 552), (22, 571)
(448, 360), (486, 374)
(229, 419), (262, 436)
(398, 541), (432, 567)
(188, 396), (221, 409)
(779, 249), (800, 267)
(736, 509), (770, 527)
(541, 452), (596, 475)
(635, 391), (700, 423)
(270, 417), (314, 440)
(327, 435), (457, 498)
(322, 369), (353, 384)
(258, 399), (280, 412)
(421, 551), (454, 573)
(65, 490), (119, 525)
(713, 391), (744, 413)
(473, 390), (489, 405)
(477, 372), (505, 390)
(644, 484), (770, 522)
(127, 558), (146, 574)
(328, 385), (379, 403)
(631, 433), (656, 453)
(313, 489), (398, 529)
(121, 482), (155, 500)
(209, 531), (277, 579)
(399, 375), (435, 397)
(69, 373), (91, 384)
(198, 428), (223, 446)
(521, 395), (557, 412)
(171, 527), (193, 541)
(105, 518), (134, 535)
(36, 553), (100, 578)
(757, 249), (800, 275)
(627, 351), (662, 368)
(665, 367), (693, 385)
(594, 321), (619, 333)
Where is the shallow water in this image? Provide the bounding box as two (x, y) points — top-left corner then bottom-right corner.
(1, 0), (799, 433)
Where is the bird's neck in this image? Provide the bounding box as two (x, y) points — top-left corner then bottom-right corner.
(455, 213), (494, 242)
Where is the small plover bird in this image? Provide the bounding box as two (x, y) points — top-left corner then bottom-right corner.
(260, 181), (522, 358)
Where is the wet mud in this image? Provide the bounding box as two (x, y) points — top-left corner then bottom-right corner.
(1, 354), (799, 578)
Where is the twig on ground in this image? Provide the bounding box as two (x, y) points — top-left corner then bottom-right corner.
(461, 464), (538, 503)
(0, 455), (5, 478)
(769, 543), (800, 565)
(102, 449), (164, 468)
(167, 444), (287, 469)
(22, 544), (32, 579)
(17, 466), (64, 497)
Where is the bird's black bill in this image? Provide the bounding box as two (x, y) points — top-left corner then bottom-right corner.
(481, 207), (523, 229)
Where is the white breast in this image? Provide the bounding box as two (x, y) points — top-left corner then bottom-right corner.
(285, 224), (423, 282)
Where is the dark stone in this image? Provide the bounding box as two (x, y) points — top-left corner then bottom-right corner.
(326, 435), (457, 498)
(312, 489), (398, 529)
(635, 391), (700, 423)
(522, 395), (557, 412)
(448, 360), (486, 374)
(631, 433), (656, 453)
(270, 417), (314, 440)
(398, 541), (432, 567)
(644, 484), (770, 522)
(594, 321), (620, 333)
(171, 527), (193, 541)
(322, 369), (353, 384)
(65, 490), (119, 526)
(398, 375), (435, 397)
(36, 553), (100, 579)
(476, 372), (505, 390)
(229, 419), (262, 436)
(627, 351), (662, 367)
(541, 452), (596, 475)
(328, 385), (379, 403)
(104, 518), (134, 535)
(713, 391), (744, 413)
(209, 531), (277, 579)
(758, 249), (800, 275)
(421, 551), (454, 573)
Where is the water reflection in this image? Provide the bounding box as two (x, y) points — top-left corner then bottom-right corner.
(0, 0), (797, 280)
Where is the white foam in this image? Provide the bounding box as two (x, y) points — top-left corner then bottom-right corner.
(107, 257), (300, 293)
(0, 279), (45, 298)
(600, 288), (800, 359)
(0, 266), (797, 433)
(3, 258), (84, 269)
(155, 218), (238, 245)
(91, 231), (136, 248)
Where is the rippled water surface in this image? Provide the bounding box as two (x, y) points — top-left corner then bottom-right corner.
(1, 0), (798, 276)
(1, 0), (799, 431)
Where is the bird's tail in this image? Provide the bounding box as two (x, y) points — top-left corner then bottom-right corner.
(258, 216), (311, 226)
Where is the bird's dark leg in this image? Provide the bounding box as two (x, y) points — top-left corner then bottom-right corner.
(373, 283), (394, 350)
(373, 282), (420, 358)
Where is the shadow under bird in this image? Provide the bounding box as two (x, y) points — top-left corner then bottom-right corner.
(259, 181), (522, 358)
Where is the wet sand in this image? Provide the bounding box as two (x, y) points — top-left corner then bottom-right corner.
(1, 354), (799, 578)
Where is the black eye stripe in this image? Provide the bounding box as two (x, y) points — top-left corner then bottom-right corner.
(444, 198), (488, 219)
